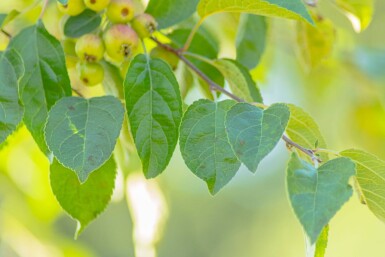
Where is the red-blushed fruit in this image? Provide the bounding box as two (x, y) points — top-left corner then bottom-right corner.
(106, 0), (135, 23)
(150, 46), (179, 70)
(103, 24), (139, 62)
(57, 0), (86, 16)
(84, 0), (111, 12)
(131, 13), (157, 38)
(75, 34), (105, 62)
(77, 62), (105, 86)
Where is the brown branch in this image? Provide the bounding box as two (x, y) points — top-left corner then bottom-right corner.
(1, 29), (12, 38)
(151, 37), (244, 102)
(150, 36), (322, 163)
(282, 135), (321, 162)
(72, 88), (85, 98)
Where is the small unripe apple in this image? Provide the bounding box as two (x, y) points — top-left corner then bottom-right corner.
(57, 0), (86, 16)
(75, 34), (105, 62)
(106, 0), (135, 23)
(103, 24), (139, 62)
(63, 38), (77, 57)
(77, 62), (105, 86)
(131, 13), (157, 38)
(84, 0), (111, 12)
(150, 46), (179, 70)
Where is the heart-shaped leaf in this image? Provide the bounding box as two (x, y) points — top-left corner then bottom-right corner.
(287, 153), (355, 243)
(226, 103), (290, 172)
(45, 96), (124, 182)
(179, 99), (241, 194)
(50, 156), (116, 238)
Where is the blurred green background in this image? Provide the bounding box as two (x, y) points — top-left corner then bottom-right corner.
(1, 0), (385, 256)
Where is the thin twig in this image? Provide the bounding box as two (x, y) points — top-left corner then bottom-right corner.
(150, 36), (322, 163)
(180, 55), (245, 102)
(39, 0), (50, 20)
(184, 51), (214, 64)
(181, 21), (202, 52)
(0, 29), (12, 39)
(151, 37), (244, 102)
(282, 135), (322, 162)
(72, 88), (85, 98)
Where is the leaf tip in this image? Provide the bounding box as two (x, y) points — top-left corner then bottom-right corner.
(207, 180), (222, 195)
(143, 167), (161, 180)
(74, 221), (85, 240)
(208, 187), (219, 196)
(77, 172), (90, 184)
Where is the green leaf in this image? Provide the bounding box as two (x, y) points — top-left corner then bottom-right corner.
(314, 225), (329, 257)
(0, 49), (24, 144)
(287, 153), (355, 243)
(0, 10), (20, 28)
(50, 157), (116, 238)
(226, 103), (289, 172)
(340, 149), (385, 223)
(212, 59), (263, 103)
(124, 54), (183, 178)
(169, 28), (224, 88)
(9, 20), (72, 154)
(197, 0), (313, 24)
(236, 14), (267, 69)
(64, 9), (102, 38)
(146, 0), (199, 29)
(336, 0), (374, 32)
(179, 99), (241, 194)
(285, 104), (328, 161)
(57, 0), (68, 4)
(297, 15), (335, 69)
(45, 96), (124, 183)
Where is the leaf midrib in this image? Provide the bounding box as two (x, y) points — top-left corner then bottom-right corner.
(80, 101), (90, 173)
(146, 55), (154, 173)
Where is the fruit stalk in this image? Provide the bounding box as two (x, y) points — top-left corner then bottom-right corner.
(39, 0), (50, 19)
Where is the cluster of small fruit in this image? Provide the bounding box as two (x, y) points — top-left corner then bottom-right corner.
(58, 0), (157, 86)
